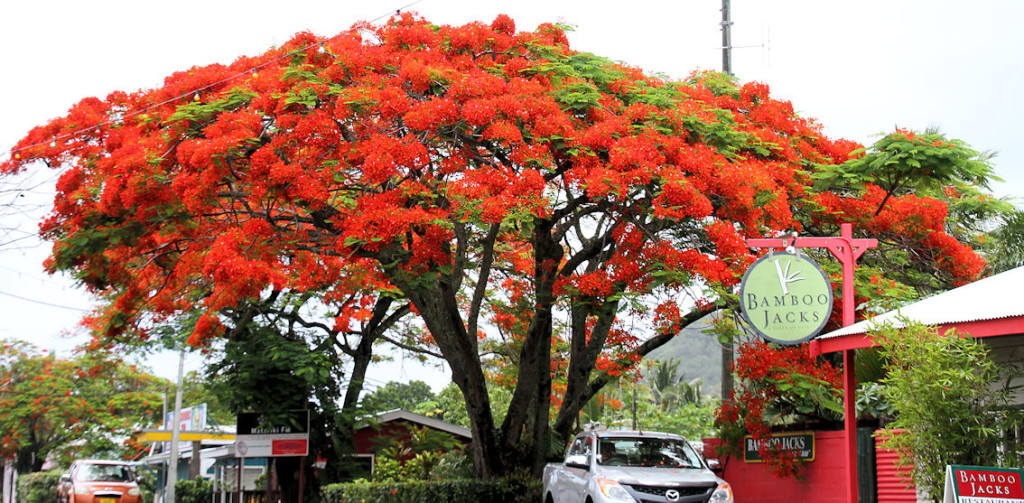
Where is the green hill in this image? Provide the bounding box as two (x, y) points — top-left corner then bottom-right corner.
(646, 317), (725, 396)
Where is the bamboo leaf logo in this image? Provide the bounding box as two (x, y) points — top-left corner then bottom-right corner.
(773, 259), (805, 295)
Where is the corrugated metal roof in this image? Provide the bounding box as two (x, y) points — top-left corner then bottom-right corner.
(819, 265), (1024, 339)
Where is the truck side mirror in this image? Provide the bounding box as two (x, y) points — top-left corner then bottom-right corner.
(706, 458), (723, 474)
(59, 474), (71, 483)
(565, 455), (590, 470)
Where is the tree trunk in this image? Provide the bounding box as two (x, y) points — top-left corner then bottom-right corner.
(551, 299), (617, 442)
(498, 221), (562, 476)
(383, 268), (504, 477)
(721, 342), (734, 403)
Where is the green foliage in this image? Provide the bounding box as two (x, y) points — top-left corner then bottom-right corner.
(646, 358), (705, 411)
(985, 208), (1024, 273)
(817, 128), (998, 199)
(579, 377), (718, 442)
(875, 320), (1024, 501)
(373, 450), (450, 482)
(322, 478), (542, 503)
(372, 456), (405, 483)
(435, 382), (511, 428)
(174, 477), (214, 503)
(15, 469), (62, 503)
(855, 382), (894, 422)
(208, 321), (343, 415)
(361, 381), (436, 415)
(134, 466), (159, 502)
(431, 450), (474, 480)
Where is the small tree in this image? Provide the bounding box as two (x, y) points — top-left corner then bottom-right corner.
(874, 320), (1023, 501)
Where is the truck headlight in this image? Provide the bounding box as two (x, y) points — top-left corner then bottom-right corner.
(74, 486), (89, 495)
(596, 478), (634, 502)
(709, 482), (733, 503)
(128, 487), (142, 496)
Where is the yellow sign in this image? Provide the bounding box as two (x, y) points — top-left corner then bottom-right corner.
(134, 430), (236, 442)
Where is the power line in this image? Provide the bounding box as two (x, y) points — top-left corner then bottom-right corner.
(369, 0), (424, 24)
(0, 288), (89, 312)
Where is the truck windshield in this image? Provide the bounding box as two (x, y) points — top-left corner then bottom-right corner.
(597, 437), (704, 468)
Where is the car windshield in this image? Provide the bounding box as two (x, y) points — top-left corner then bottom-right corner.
(75, 463), (134, 482)
(597, 437), (704, 468)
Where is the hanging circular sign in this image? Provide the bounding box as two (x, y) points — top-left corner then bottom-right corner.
(739, 251), (834, 345)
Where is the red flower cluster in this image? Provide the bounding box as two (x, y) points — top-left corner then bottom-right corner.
(716, 341), (841, 478)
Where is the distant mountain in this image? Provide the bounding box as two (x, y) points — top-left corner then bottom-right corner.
(646, 317), (725, 395)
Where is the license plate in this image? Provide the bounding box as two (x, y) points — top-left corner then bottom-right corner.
(97, 498), (116, 503)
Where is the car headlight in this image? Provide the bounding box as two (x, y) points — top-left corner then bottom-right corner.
(74, 486), (89, 495)
(709, 482), (733, 503)
(128, 487), (142, 496)
(596, 478), (634, 502)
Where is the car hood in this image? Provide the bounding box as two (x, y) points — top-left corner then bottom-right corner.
(77, 481), (137, 490)
(595, 466), (722, 486)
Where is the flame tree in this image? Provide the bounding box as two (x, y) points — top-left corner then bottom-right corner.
(0, 340), (164, 472)
(2, 14), (999, 477)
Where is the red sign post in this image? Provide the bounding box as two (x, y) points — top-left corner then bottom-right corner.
(746, 223), (877, 503)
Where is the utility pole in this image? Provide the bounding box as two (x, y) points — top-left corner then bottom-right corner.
(166, 350), (185, 503)
(721, 0), (733, 75)
(719, 0), (736, 411)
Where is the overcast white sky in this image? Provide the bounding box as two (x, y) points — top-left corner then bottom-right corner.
(1, 0), (1022, 388)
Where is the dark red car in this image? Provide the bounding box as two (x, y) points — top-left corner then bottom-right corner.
(56, 460), (142, 503)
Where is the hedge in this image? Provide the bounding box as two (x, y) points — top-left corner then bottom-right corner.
(322, 479), (543, 503)
(176, 477), (214, 503)
(16, 470), (63, 503)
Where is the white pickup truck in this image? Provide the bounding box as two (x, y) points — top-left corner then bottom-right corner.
(543, 429), (734, 503)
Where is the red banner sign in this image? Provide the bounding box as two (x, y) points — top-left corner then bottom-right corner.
(272, 439), (309, 456)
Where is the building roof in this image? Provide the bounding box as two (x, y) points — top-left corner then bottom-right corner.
(360, 409), (472, 440)
(811, 265), (1024, 354)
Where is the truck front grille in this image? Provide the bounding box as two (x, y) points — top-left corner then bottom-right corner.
(625, 484), (714, 503)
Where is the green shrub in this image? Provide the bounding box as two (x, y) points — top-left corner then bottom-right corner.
(430, 450), (473, 480)
(875, 320), (1024, 500)
(322, 478), (542, 503)
(16, 470), (63, 503)
(175, 477), (214, 503)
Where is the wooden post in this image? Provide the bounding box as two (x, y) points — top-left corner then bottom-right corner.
(298, 459), (306, 503)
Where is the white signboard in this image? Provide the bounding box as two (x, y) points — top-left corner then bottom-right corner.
(165, 403), (207, 431)
(234, 410), (309, 458)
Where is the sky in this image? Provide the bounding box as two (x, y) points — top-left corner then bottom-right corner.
(1, 0), (1022, 390)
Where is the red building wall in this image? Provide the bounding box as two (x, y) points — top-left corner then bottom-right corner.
(352, 420), (471, 461)
(874, 433), (917, 502)
(704, 431), (849, 503)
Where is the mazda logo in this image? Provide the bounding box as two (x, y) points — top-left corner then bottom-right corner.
(665, 489), (680, 502)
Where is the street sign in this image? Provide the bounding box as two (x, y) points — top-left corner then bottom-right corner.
(739, 252), (833, 345)
(235, 410), (310, 458)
